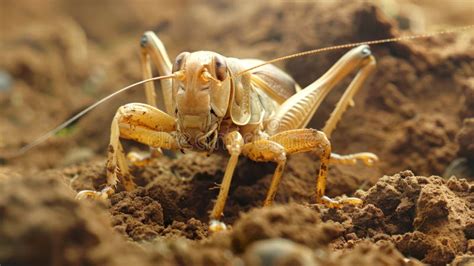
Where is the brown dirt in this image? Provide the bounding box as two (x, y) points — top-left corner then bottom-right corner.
(1, 1), (474, 265)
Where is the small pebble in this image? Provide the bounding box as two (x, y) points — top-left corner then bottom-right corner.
(0, 70), (13, 92)
(243, 238), (316, 266)
(444, 158), (474, 181)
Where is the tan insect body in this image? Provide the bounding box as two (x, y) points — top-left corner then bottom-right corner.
(76, 32), (379, 232)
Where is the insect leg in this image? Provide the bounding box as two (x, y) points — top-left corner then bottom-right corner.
(266, 45), (378, 171)
(209, 131), (243, 232)
(76, 103), (177, 201)
(136, 32), (175, 164)
(319, 48), (379, 167)
(266, 45), (375, 137)
(269, 129), (362, 208)
(241, 139), (287, 206)
(330, 152), (378, 166)
(140, 31), (173, 114)
(321, 49), (376, 138)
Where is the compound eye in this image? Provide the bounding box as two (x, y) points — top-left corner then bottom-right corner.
(214, 56), (227, 81)
(173, 52), (190, 72)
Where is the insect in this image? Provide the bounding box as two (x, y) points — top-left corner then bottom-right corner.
(74, 31), (380, 232)
(13, 25), (473, 232)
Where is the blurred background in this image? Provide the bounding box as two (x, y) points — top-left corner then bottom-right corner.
(0, 0), (473, 178)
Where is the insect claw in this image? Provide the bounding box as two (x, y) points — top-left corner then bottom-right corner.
(320, 195), (363, 208)
(76, 190), (109, 201)
(209, 219), (227, 232)
(127, 149), (162, 167)
(360, 153), (379, 166)
(209, 183), (221, 190)
(76, 186), (114, 201)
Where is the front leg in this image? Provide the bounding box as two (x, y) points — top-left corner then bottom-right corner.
(76, 103), (178, 200)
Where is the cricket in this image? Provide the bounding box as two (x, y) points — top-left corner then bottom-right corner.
(77, 32), (379, 232)
(1, 1), (473, 265)
(17, 25), (471, 231)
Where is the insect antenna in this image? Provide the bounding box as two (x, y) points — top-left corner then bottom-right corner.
(237, 24), (474, 76)
(7, 74), (175, 158)
(6, 24), (473, 158)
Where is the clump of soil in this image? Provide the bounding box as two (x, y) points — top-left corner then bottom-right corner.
(0, 174), (148, 266)
(354, 171), (473, 265)
(1, 1), (473, 265)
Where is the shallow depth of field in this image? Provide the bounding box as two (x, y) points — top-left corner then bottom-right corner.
(0, 0), (473, 265)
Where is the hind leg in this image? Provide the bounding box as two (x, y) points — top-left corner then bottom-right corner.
(127, 31), (175, 165)
(266, 46), (378, 166)
(262, 46), (377, 207)
(266, 45), (376, 136)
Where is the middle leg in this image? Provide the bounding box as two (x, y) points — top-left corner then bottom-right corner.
(330, 152), (378, 166)
(267, 128), (363, 207)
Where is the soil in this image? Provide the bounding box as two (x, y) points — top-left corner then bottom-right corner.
(1, 1), (473, 265)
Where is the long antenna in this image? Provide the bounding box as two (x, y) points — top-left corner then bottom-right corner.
(5, 24), (473, 158)
(237, 24), (474, 76)
(8, 74), (175, 157)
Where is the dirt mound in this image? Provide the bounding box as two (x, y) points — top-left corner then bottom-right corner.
(0, 174), (149, 266)
(6, 168), (471, 265)
(38, 155), (473, 265)
(357, 171), (472, 265)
